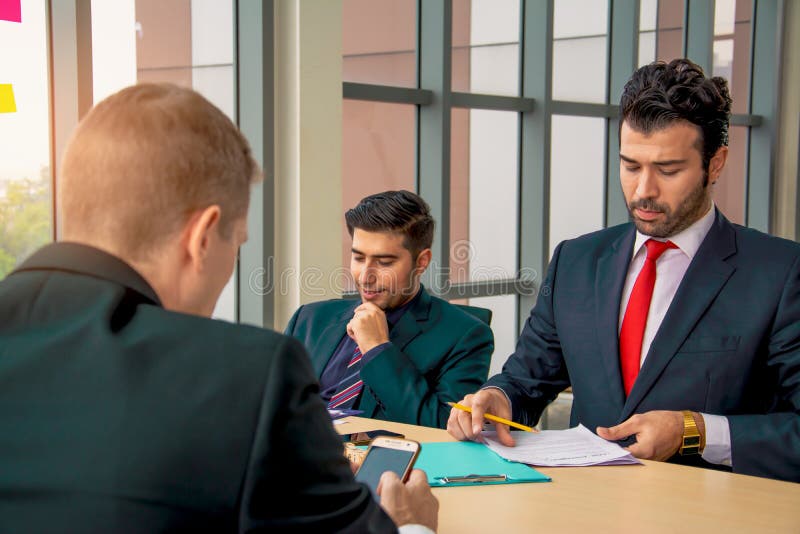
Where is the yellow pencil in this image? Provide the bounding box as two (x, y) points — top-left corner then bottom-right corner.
(447, 401), (536, 432)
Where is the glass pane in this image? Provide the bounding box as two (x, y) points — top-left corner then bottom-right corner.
(655, 0), (684, 62)
(92, 1), (137, 102)
(342, 100), (416, 274)
(713, 0), (751, 114)
(450, 109), (519, 283)
(638, 0), (657, 66)
(714, 126), (748, 225)
(131, 0), (237, 321)
(0, 0), (51, 280)
(451, 0), (520, 96)
(461, 294), (518, 377)
(342, 0), (416, 87)
(552, 0), (608, 103)
(549, 115), (606, 258)
(638, 0), (686, 67)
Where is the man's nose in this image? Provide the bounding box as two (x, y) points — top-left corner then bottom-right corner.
(635, 167), (659, 199)
(359, 264), (377, 285)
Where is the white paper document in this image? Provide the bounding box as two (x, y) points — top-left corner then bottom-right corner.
(483, 424), (642, 467)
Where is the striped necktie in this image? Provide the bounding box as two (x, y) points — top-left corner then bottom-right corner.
(327, 345), (364, 409)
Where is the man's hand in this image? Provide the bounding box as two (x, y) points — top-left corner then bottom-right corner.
(446, 390), (516, 447)
(596, 410), (685, 461)
(347, 302), (390, 354)
(378, 470), (438, 532)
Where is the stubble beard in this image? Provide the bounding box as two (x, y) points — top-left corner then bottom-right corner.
(629, 180), (711, 238)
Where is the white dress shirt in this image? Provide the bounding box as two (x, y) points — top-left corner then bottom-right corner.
(618, 204), (731, 466)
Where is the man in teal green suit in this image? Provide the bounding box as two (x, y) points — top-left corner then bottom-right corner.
(0, 84), (439, 532)
(286, 191), (493, 429)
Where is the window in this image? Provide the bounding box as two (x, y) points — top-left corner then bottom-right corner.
(340, 0), (779, 427)
(0, 0), (51, 280)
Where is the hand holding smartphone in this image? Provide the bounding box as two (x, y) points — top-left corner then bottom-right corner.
(354, 437), (421, 498)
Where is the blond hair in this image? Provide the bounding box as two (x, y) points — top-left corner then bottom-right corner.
(60, 83), (261, 260)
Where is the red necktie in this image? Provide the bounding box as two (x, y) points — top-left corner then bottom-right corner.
(619, 239), (677, 396)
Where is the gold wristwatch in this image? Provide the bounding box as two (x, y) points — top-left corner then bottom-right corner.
(679, 410), (702, 455)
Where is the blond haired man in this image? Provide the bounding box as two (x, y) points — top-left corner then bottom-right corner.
(0, 84), (437, 532)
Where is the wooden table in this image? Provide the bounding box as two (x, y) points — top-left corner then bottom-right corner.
(336, 417), (800, 533)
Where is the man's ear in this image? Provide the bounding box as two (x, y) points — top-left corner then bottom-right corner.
(415, 248), (432, 274)
(185, 205), (222, 271)
(708, 146), (728, 185)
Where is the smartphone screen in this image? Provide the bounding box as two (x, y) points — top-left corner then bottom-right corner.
(354, 438), (420, 498)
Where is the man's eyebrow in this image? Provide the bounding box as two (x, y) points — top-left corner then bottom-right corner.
(351, 248), (399, 260)
(619, 153), (688, 166)
(652, 159), (688, 166)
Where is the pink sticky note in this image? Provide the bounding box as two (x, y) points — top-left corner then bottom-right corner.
(0, 0), (22, 23)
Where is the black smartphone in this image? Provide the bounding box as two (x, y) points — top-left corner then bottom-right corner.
(354, 437), (421, 498)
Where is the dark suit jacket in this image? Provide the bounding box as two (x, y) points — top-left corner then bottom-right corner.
(285, 288), (493, 428)
(0, 243), (397, 533)
(486, 210), (800, 482)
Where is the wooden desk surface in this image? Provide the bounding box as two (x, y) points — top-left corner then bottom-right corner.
(337, 417), (800, 533)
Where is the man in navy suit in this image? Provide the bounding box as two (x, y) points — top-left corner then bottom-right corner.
(448, 59), (800, 482)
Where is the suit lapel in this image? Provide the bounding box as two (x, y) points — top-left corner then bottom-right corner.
(389, 289), (429, 350)
(595, 227), (636, 414)
(359, 288), (430, 418)
(309, 302), (356, 377)
(622, 211), (737, 419)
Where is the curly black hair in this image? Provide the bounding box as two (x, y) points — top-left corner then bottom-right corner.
(619, 58), (732, 172)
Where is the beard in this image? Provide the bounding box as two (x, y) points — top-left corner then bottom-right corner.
(628, 180), (711, 238)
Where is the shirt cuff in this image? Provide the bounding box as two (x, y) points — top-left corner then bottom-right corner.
(480, 385), (513, 420)
(399, 525), (435, 534)
(700, 413), (732, 467)
(362, 341), (392, 364)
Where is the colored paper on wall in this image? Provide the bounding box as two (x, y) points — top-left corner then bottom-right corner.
(0, 84), (17, 113)
(0, 0), (22, 23)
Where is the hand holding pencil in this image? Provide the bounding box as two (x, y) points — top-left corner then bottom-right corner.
(446, 390), (537, 447)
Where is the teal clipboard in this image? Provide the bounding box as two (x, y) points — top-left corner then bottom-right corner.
(415, 441), (551, 487)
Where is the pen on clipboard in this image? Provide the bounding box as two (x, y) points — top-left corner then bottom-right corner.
(447, 402), (537, 432)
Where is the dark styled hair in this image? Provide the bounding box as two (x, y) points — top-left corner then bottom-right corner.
(619, 58), (732, 171)
(345, 190), (435, 258)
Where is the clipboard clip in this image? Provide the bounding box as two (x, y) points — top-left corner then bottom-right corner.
(438, 474), (508, 484)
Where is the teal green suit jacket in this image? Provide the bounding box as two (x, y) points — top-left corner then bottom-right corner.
(285, 288), (493, 428)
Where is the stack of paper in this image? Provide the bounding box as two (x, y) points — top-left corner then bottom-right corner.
(483, 424), (641, 467)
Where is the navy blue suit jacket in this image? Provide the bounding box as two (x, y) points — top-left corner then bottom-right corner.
(486, 210), (800, 482)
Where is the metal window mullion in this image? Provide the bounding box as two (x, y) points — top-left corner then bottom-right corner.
(684, 0), (715, 72)
(606, 0), (639, 228)
(451, 92), (535, 112)
(550, 101), (618, 117)
(418, 0), (452, 294)
(343, 82), (433, 105)
(235, 0), (275, 327)
(747, 0), (781, 232)
(518, 0), (554, 333)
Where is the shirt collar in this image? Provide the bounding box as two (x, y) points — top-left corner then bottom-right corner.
(631, 203), (717, 260)
(13, 242), (162, 306)
(385, 285), (423, 327)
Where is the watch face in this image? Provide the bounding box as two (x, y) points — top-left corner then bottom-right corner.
(684, 436), (701, 447)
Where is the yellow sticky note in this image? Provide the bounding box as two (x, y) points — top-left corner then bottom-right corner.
(0, 84), (17, 113)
